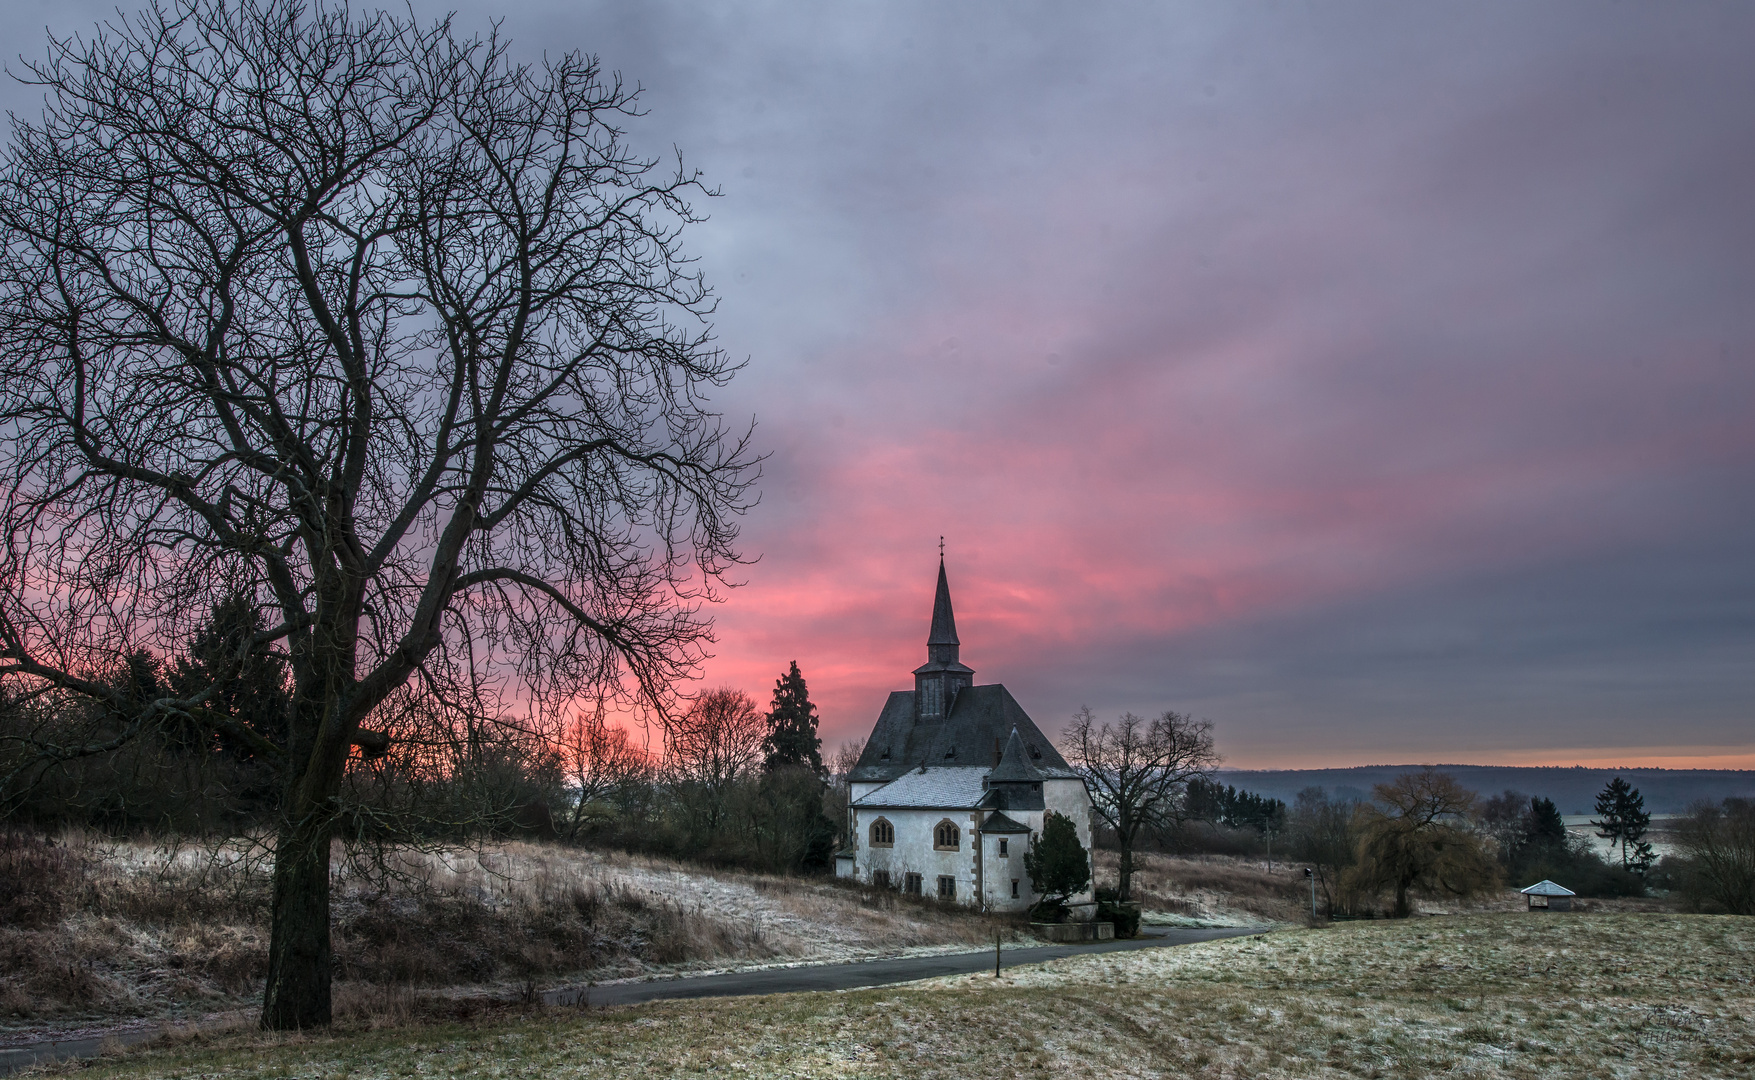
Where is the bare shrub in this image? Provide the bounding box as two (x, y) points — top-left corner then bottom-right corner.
(1671, 798), (1755, 915)
(0, 830), (81, 927)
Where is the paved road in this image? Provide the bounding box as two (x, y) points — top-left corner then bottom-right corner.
(1, 926), (1265, 1074)
(544, 925), (1262, 1008)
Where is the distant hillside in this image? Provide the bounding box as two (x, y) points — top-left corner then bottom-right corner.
(1215, 765), (1755, 815)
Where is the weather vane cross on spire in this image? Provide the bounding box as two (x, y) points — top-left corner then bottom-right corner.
(939, 535), (945, 560)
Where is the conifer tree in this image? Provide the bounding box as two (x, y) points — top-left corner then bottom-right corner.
(1527, 796), (1568, 850)
(762, 661), (823, 774)
(1592, 776), (1652, 872)
(1025, 810), (1092, 920)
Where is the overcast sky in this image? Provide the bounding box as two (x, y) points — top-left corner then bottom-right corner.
(7, 1), (1752, 767)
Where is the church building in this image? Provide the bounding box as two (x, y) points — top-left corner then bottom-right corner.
(836, 558), (1095, 913)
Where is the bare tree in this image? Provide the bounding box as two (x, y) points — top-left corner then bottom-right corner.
(1672, 798), (1755, 915)
(0, 0), (753, 1029)
(558, 709), (651, 840)
(829, 738), (865, 784)
(665, 687), (764, 836)
(1061, 706), (1219, 903)
(1353, 769), (1499, 918)
(1287, 786), (1361, 917)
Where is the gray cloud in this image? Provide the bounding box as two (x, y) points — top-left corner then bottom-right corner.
(4, 0), (1750, 762)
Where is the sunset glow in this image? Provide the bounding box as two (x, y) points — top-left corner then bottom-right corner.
(17, 2), (1743, 771)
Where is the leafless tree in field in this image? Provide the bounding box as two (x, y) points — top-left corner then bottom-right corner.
(1061, 706), (1219, 903)
(0, 0), (755, 1029)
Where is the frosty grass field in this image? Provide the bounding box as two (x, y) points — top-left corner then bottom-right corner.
(53, 912), (1753, 1079)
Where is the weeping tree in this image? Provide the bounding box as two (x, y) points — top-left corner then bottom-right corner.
(0, 0), (754, 1029)
(1354, 769), (1500, 918)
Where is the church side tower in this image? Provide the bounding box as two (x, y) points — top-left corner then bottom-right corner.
(912, 557), (974, 720)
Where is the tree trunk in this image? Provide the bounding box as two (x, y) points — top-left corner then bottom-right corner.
(1392, 878), (1412, 919)
(1118, 840), (1135, 904)
(261, 814), (335, 1029)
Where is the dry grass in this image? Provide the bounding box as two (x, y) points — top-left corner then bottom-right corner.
(1098, 849), (1317, 925)
(1105, 848), (1686, 928)
(46, 912), (1754, 1078)
(0, 833), (1012, 1034)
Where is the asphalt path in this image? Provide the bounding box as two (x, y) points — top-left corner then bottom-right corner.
(1, 925), (1265, 1074)
(544, 925), (1263, 1008)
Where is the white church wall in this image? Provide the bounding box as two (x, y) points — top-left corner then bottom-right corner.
(853, 805), (981, 902)
(979, 827), (1035, 912)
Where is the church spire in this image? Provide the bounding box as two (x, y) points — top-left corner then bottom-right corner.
(913, 551), (973, 720)
(927, 556), (959, 653)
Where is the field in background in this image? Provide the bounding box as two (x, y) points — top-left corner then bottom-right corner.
(54, 913), (1754, 1079)
(1109, 848), (1679, 925)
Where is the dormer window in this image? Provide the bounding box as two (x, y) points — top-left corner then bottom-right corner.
(943, 747), (955, 759)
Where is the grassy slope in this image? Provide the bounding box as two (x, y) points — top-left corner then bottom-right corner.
(59, 914), (1754, 1079)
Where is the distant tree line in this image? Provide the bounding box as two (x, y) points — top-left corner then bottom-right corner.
(1184, 778), (1287, 835)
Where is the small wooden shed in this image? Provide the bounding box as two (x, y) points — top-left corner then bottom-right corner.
(1520, 879), (1576, 911)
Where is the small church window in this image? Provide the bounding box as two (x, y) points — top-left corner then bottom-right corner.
(872, 870), (890, 890)
(934, 820), (960, 850)
(937, 875), (956, 900)
(1011, 879), (1019, 899)
(998, 838), (1009, 857)
(869, 818), (894, 847)
(904, 873), (923, 895)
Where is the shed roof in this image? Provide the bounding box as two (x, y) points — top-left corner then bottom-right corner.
(853, 766), (990, 808)
(978, 811), (1032, 834)
(1519, 879), (1577, 897)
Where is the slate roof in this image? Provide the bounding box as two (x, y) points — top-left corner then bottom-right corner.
(1519, 879), (1577, 897)
(978, 812), (1032, 834)
(980, 784), (1045, 812)
(988, 727), (1044, 783)
(853, 767), (991, 809)
(850, 684), (1077, 784)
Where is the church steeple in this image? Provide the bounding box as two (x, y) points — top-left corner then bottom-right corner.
(926, 557), (960, 662)
(913, 553), (974, 720)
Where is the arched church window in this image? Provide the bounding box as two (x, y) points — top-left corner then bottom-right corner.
(869, 818), (894, 847)
(934, 820), (960, 850)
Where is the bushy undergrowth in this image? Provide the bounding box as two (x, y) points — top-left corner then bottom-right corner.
(0, 830), (81, 928)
